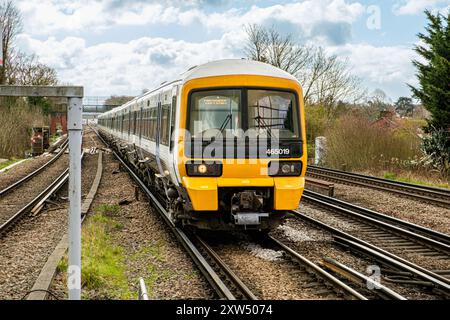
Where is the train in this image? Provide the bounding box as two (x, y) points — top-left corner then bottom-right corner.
(97, 59), (307, 231)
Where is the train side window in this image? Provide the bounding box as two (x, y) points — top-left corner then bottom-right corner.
(129, 111), (132, 135)
(139, 109), (143, 138)
(149, 108), (156, 141)
(132, 111), (135, 135)
(148, 110), (151, 138)
(153, 107), (158, 142)
(153, 108), (157, 142)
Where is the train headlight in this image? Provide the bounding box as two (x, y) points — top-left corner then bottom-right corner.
(186, 161), (222, 177)
(268, 161), (302, 177)
(198, 164), (208, 174)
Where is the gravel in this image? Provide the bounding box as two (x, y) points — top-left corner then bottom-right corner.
(0, 135), (97, 300)
(0, 154), (69, 227)
(51, 128), (212, 300)
(298, 201), (450, 282)
(0, 137), (67, 192)
(332, 183), (450, 235)
(202, 232), (346, 300)
(271, 215), (440, 300)
(0, 155), (53, 191)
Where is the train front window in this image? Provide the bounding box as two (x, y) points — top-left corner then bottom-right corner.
(189, 90), (241, 138)
(247, 90), (299, 139)
(188, 88), (300, 140)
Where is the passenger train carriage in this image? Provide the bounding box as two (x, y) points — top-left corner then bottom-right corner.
(98, 59), (307, 231)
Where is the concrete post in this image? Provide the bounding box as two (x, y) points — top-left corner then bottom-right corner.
(315, 136), (327, 166)
(67, 97), (83, 300)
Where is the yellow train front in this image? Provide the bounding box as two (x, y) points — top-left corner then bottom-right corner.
(98, 59), (307, 231)
(176, 60), (307, 231)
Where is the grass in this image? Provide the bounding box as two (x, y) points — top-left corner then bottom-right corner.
(57, 203), (170, 300)
(80, 204), (133, 299)
(383, 171), (449, 189)
(0, 158), (22, 170)
(49, 135), (60, 144)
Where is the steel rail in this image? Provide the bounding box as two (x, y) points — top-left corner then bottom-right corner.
(194, 235), (258, 300)
(267, 235), (368, 300)
(0, 169), (67, 235)
(91, 126), (253, 300)
(307, 165), (450, 207)
(320, 257), (407, 300)
(291, 210), (450, 293)
(333, 236), (450, 296)
(0, 138), (69, 198)
(0, 151), (84, 236)
(303, 190), (450, 249)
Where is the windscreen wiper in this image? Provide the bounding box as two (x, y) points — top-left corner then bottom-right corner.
(254, 115), (273, 138)
(215, 113), (232, 139)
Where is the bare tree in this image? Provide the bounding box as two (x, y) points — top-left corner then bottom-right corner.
(8, 52), (58, 85)
(244, 24), (363, 116)
(245, 24), (311, 77)
(105, 95), (134, 106)
(0, 0), (22, 84)
(244, 24), (269, 62)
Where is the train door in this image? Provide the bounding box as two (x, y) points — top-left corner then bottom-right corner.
(155, 92), (164, 175)
(169, 86), (178, 151)
(169, 85), (181, 185)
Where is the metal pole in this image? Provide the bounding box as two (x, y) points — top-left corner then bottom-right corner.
(139, 278), (149, 300)
(67, 97), (82, 300)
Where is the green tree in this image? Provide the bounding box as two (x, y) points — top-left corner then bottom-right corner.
(410, 10), (450, 131)
(395, 97), (415, 117)
(410, 10), (450, 177)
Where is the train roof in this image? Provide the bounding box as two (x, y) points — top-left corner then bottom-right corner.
(181, 59), (298, 82)
(99, 59), (298, 119)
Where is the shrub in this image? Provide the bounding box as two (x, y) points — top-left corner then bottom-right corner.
(421, 127), (450, 178)
(323, 114), (422, 171)
(0, 99), (48, 158)
(305, 104), (328, 144)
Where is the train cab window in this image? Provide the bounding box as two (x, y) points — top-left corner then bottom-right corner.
(188, 90), (241, 139)
(247, 90), (299, 139)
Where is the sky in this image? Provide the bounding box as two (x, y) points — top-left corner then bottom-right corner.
(14, 0), (450, 100)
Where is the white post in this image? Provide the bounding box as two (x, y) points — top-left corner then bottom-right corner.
(315, 136), (327, 166)
(67, 97), (82, 300)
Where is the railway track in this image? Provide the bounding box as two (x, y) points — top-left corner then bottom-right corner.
(0, 137), (82, 236)
(293, 193), (450, 298)
(306, 165), (450, 207)
(255, 235), (371, 299)
(91, 126), (252, 300)
(0, 139), (68, 197)
(299, 191), (450, 265)
(91, 125), (372, 300)
(303, 190), (450, 246)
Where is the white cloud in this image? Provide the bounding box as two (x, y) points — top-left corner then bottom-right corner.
(17, 31), (417, 100)
(17, 0), (365, 37)
(17, 32), (246, 96)
(13, 0), (420, 99)
(393, 0), (449, 15)
(328, 43), (418, 98)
